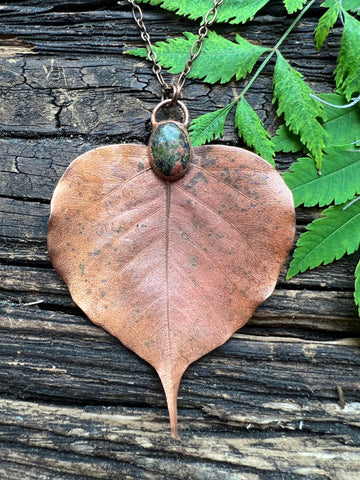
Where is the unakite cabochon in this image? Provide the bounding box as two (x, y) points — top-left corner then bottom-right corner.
(149, 121), (191, 180)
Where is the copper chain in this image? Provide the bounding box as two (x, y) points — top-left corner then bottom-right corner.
(125, 0), (223, 101)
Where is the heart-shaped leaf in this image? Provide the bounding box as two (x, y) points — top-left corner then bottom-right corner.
(48, 144), (295, 438)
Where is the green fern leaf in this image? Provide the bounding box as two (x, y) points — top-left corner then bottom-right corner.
(314, 5), (339, 50)
(273, 93), (360, 153)
(283, 147), (360, 207)
(138, 0), (271, 24)
(235, 97), (275, 165)
(287, 199), (360, 278)
(284, 0), (308, 14)
(323, 0), (360, 13)
(126, 31), (268, 84)
(272, 124), (304, 153)
(321, 93), (360, 144)
(189, 101), (235, 146)
(354, 259), (360, 315)
(273, 52), (327, 169)
(335, 11), (360, 100)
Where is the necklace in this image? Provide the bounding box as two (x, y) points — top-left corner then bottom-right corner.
(48, 1), (296, 439)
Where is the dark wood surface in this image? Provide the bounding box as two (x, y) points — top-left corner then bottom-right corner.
(1, 1), (359, 478)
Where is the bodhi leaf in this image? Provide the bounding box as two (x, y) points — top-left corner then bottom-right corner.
(314, 4), (340, 50)
(126, 31), (268, 84)
(235, 97), (275, 165)
(283, 147), (360, 207)
(138, 0), (271, 24)
(189, 101), (235, 146)
(335, 11), (360, 100)
(48, 143), (295, 438)
(354, 259), (360, 316)
(273, 51), (327, 170)
(287, 199), (360, 278)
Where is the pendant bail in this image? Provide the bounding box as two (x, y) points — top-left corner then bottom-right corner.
(161, 83), (181, 106)
(151, 99), (189, 127)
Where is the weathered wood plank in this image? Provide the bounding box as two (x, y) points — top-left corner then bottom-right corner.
(0, 397), (359, 479)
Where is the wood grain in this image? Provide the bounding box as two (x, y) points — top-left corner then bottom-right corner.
(0, 0), (359, 478)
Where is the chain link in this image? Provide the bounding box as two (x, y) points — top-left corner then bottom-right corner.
(125, 0), (223, 100)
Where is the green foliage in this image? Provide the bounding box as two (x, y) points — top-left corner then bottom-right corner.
(320, 94), (360, 144)
(283, 147), (360, 207)
(235, 98), (275, 165)
(335, 11), (360, 100)
(126, 31), (268, 84)
(287, 200), (360, 278)
(273, 125), (304, 153)
(273, 51), (327, 170)
(314, 4), (339, 49)
(284, 0), (308, 14)
(273, 93), (360, 153)
(138, 0), (271, 24)
(323, 0), (360, 13)
(355, 260), (360, 315)
(189, 102), (235, 146)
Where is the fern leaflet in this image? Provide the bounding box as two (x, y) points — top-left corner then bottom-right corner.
(314, 4), (340, 49)
(283, 147), (360, 207)
(335, 11), (360, 100)
(284, 0), (308, 14)
(189, 102), (235, 146)
(273, 51), (327, 170)
(287, 199), (360, 278)
(354, 260), (360, 315)
(235, 98), (275, 165)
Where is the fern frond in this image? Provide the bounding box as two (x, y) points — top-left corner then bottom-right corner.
(138, 0), (271, 24)
(126, 31), (267, 84)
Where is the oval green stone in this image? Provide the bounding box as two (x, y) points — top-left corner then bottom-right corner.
(150, 122), (191, 180)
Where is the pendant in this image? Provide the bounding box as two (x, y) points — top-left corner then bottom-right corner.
(48, 99), (295, 439)
(149, 99), (191, 180)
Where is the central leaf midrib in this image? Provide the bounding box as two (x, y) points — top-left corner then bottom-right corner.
(165, 182), (173, 368)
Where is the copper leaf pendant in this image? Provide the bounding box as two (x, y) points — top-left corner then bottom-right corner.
(48, 113), (295, 439)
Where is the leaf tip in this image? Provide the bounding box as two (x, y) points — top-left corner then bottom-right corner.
(286, 261), (299, 280)
(159, 369), (183, 440)
(286, 270), (295, 281)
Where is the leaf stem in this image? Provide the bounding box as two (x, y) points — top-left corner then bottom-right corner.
(238, 0), (319, 100)
(310, 93), (360, 109)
